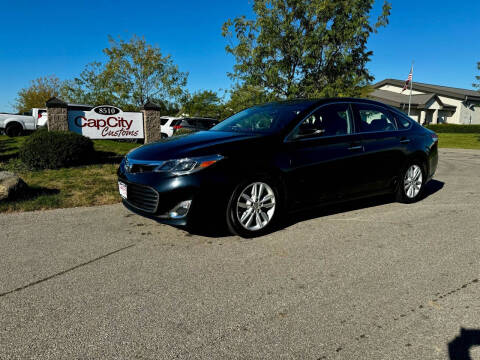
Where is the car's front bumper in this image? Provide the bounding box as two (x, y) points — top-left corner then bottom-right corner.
(117, 159), (235, 225)
(121, 199), (189, 226)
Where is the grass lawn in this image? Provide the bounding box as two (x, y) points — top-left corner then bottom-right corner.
(437, 133), (480, 150)
(0, 136), (27, 161)
(0, 135), (139, 213)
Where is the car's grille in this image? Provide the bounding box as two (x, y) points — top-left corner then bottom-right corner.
(126, 182), (159, 213)
(129, 164), (157, 173)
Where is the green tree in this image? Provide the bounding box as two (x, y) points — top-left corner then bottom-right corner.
(180, 90), (225, 118)
(153, 100), (180, 116)
(223, 84), (274, 117)
(15, 75), (64, 113)
(62, 62), (118, 107)
(63, 35), (188, 110)
(222, 0), (391, 99)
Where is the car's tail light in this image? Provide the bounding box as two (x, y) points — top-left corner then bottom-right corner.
(173, 125), (182, 130)
(38, 113), (42, 119)
(431, 133), (438, 142)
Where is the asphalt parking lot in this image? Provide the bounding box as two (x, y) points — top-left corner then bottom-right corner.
(1, 148), (480, 359)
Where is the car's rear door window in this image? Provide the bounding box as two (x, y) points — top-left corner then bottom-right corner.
(355, 104), (397, 133)
(394, 113), (412, 129)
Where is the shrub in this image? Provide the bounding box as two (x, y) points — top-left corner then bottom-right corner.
(19, 130), (94, 169)
(425, 124), (480, 133)
(173, 128), (196, 136)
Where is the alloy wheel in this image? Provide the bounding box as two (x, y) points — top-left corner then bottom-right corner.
(404, 164), (423, 198)
(236, 182), (276, 231)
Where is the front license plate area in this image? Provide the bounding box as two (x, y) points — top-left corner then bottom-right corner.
(118, 181), (127, 199)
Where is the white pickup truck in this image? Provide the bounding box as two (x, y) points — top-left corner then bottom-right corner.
(0, 108), (48, 137)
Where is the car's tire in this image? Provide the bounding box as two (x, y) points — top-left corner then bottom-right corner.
(226, 177), (282, 238)
(396, 160), (426, 203)
(161, 133), (168, 139)
(5, 123), (23, 137)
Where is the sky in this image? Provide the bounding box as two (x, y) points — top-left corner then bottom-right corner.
(0, 0), (479, 112)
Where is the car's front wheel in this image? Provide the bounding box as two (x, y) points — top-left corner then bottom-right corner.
(226, 179), (280, 237)
(396, 161), (426, 203)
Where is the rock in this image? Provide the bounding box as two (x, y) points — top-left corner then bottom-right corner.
(0, 171), (27, 201)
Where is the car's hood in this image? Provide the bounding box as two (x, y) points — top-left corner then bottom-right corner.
(127, 131), (263, 161)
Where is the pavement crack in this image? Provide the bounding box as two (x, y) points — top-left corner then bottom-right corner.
(431, 278), (478, 303)
(0, 243), (136, 298)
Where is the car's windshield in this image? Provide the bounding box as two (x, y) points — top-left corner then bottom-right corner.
(211, 102), (315, 134)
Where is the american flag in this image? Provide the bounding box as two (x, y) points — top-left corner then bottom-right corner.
(402, 67), (413, 92)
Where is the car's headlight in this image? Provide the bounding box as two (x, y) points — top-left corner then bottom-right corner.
(154, 154), (224, 175)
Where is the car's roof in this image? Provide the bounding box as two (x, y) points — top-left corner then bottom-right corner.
(269, 97), (388, 107)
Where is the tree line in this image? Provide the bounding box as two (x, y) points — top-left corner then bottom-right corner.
(15, 0), (392, 119)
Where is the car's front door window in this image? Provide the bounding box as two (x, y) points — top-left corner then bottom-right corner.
(290, 103), (353, 140)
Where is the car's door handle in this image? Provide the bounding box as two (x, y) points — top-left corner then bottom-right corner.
(348, 145), (363, 151)
(400, 138), (411, 144)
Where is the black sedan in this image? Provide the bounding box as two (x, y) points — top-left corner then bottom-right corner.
(118, 98), (438, 237)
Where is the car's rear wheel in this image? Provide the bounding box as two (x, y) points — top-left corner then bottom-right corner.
(226, 179), (280, 237)
(5, 123), (23, 137)
(396, 161), (426, 203)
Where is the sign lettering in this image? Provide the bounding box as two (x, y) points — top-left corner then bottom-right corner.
(68, 105), (144, 139)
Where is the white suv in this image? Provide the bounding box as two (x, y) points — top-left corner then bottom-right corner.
(160, 117), (181, 138)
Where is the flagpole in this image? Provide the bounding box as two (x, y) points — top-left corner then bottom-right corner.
(408, 61), (414, 117)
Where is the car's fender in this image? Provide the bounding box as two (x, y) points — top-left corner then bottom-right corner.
(3, 118), (27, 130)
